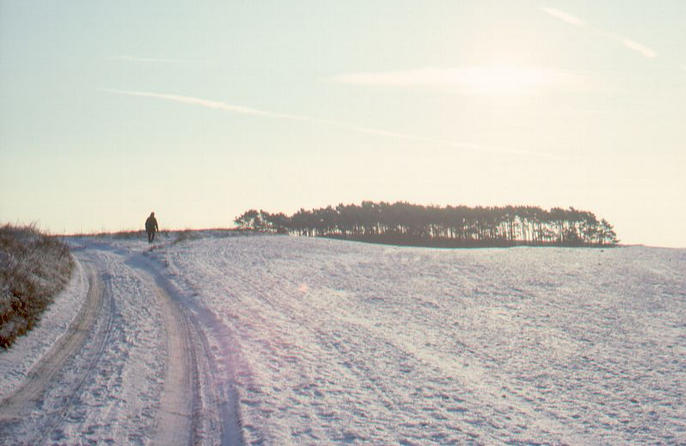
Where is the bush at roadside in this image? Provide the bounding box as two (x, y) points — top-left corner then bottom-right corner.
(0, 225), (74, 348)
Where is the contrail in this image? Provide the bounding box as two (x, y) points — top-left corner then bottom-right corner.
(101, 89), (309, 121)
(106, 55), (204, 64)
(540, 7), (585, 27)
(101, 88), (558, 159)
(612, 35), (657, 59)
(541, 7), (657, 59)
(101, 88), (480, 147)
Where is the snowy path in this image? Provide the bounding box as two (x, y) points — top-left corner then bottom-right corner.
(1, 234), (685, 444)
(0, 261), (106, 439)
(0, 242), (241, 445)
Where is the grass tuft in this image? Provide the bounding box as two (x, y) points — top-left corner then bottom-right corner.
(0, 224), (74, 348)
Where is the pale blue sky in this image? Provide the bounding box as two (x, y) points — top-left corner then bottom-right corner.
(1, 1), (685, 247)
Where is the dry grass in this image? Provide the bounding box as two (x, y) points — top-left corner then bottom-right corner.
(0, 224), (74, 348)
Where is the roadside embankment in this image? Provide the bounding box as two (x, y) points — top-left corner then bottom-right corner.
(0, 225), (74, 348)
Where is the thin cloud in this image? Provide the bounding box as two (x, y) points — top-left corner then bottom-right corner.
(101, 89), (310, 121)
(101, 88), (556, 159)
(101, 88), (471, 144)
(541, 7), (585, 27)
(613, 36), (657, 59)
(106, 55), (203, 64)
(332, 66), (586, 94)
(541, 7), (658, 60)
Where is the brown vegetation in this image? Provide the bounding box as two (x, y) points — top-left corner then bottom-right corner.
(0, 225), (74, 348)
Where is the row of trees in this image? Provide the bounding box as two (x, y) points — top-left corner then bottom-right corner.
(235, 202), (619, 247)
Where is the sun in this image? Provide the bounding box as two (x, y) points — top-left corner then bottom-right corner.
(333, 64), (583, 97)
(456, 65), (550, 95)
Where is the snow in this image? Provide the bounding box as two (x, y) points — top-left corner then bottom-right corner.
(0, 243), (167, 443)
(0, 258), (87, 400)
(1, 233), (685, 444)
(153, 235), (686, 444)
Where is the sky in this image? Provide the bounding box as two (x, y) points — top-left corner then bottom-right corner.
(1, 0), (684, 247)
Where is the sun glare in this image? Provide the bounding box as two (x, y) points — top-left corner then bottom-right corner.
(456, 66), (556, 95)
(333, 65), (582, 96)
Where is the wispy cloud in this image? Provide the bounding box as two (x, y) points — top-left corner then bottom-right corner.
(106, 55), (203, 64)
(540, 7), (585, 27)
(101, 88), (557, 159)
(332, 66), (586, 94)
(612, 36), (657, 59)
(101, 89), (310, 121)
(101, 88), (473, 145)
(541, 7), (658, 60)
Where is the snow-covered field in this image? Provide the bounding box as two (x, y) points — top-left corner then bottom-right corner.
(1, 234), (684, 444)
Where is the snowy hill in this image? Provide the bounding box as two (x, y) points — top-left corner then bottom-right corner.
(1, 234), (684, 444)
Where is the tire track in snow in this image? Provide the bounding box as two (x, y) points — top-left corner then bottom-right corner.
(0, 258), (114, 441)
(1, 243), (244, 445)
(148, 276), (198, 446)
(127, 252), (244, 446)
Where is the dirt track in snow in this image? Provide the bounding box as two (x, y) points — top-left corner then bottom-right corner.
(0, 261), (106, 440)
(0, 244), (242, 445)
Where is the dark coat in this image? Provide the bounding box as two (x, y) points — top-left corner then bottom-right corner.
(145, 216), (158, 233)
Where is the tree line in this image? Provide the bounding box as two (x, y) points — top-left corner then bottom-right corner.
(235, 201), (619, 247)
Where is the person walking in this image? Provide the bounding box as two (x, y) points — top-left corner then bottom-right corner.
(145, 212), (159, 243)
